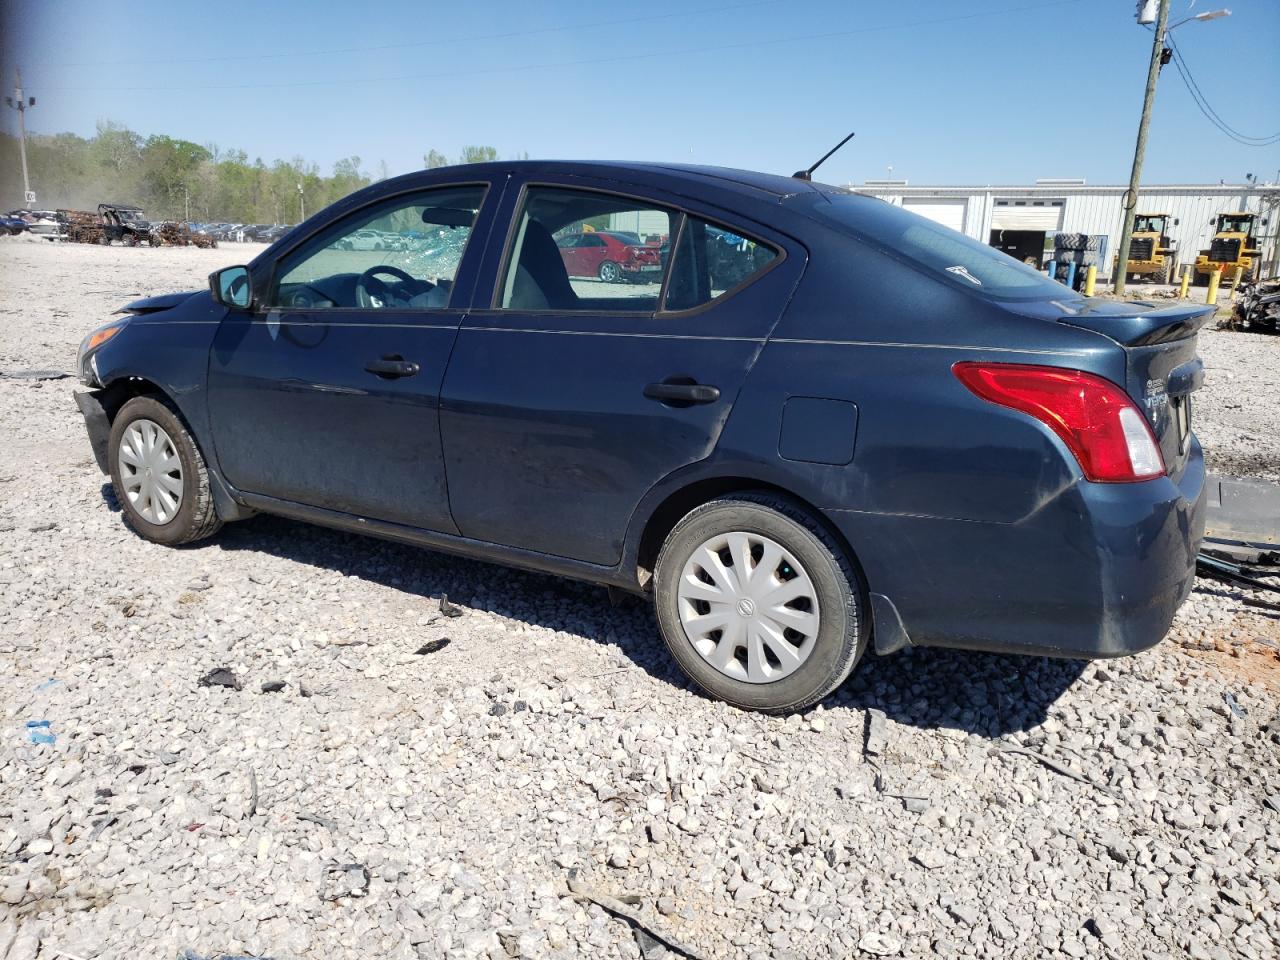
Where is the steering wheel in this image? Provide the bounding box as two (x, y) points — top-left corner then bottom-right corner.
(355, 264), (421, 308)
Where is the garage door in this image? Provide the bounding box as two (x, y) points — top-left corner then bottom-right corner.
(990, 199), (1064, 231)
(903, 199), (966, 234)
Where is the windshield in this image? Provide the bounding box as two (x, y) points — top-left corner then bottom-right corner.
(1133, 216), (1166, 233)
(1217, 215), (1252, 234)
(812, 194), (1070, 300)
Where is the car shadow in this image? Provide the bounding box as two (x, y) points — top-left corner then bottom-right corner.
(119, 502), (1087, 737)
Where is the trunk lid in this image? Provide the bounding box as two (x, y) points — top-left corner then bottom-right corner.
(1020, 298), (1214, 480)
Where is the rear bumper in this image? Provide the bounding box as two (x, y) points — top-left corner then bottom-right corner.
(74, 389), (111, 475)
(831, 441), (1206, 659)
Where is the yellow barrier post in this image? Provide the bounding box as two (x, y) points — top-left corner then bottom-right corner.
(1084, 265), (1096, 296)
(1206, 268), (1221, 305)
(1178, 266), (1191, 299)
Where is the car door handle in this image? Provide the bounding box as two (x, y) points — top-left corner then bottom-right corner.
(364, 355), (420, 379)
(644, 380), (720, 406)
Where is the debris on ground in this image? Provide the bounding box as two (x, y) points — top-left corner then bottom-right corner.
(414, 637), (451, 655)
(259, 680), (286, 693)
(297, 811), (339, 831)
(25, 720), (55, 745)
(197, 668), (241, 690)
(989, 743), (1116, 796)
(1228, 276), (1280, 333)
(565, 870), (710, 960)
(321, 862), (371, 901)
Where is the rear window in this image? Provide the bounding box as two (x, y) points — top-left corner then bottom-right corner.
(812, 193), (1072, 300)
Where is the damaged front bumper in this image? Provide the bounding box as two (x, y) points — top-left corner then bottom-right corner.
(74, 389), (112, 475)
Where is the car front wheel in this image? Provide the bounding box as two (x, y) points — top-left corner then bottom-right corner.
(653, 493), (868, 713)
(108, 396), (222, 546)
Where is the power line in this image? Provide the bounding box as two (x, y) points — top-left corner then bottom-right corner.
(1165, 34), (1280, 146)
(44, 0), (1084, 94)
(51, 0), (781, 68)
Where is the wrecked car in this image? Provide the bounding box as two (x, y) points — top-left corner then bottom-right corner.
(73, 161), (1210, 712)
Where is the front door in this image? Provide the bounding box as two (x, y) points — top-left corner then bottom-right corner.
(207, 183), (496, 532)
(439, 180), (799, 565)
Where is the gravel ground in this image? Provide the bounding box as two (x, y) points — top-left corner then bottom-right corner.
(1, 237), (1279, 960)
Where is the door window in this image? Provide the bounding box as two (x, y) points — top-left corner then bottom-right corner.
(270, 185), (487, 310)
(663, 216), (778, 311)
(498, 187), (677, 311)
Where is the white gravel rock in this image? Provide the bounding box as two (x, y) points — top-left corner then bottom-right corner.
(0, 239), (1277, 959)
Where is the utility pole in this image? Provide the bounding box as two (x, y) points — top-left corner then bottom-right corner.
(1113, 0), (1170, 295)
(4, 68), (36, 208)
(297, 182), (305, 223)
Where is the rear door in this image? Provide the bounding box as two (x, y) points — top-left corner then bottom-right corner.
(438, 176), (804, 565)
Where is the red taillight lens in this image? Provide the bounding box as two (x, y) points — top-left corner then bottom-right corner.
(953, 362), (1165, 483)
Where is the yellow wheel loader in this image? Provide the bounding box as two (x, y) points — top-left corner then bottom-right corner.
(1120, 213), (1178, 283)
(1194, 212), (1262, 284)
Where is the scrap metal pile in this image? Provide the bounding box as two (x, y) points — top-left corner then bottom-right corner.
(54, 208), (217, 248)
(152, 221), (217, 249)
(55, 209), (110, 245)
(1230, 276), (1280, 333)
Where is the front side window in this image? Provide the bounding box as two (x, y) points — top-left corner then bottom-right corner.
(271, 185), (486, 310)
(499, 187), (676, 311)
(664, 217), (778, 311)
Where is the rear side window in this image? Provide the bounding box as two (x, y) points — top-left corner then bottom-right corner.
(664, 217), (778, 311)
(813, 193), (1069, 300)
(498, 186), (676, 312)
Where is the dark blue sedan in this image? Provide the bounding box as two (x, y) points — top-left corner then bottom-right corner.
(73, 161), (1209, 712)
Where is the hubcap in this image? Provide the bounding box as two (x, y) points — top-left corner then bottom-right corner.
(677, 531), (820, 684)
(118, 418), (183, 525)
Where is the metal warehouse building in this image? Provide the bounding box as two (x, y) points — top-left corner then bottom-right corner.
(850, 180), (1279, 279)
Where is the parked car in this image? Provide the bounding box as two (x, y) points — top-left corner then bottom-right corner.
(72, 161), (1209, 712)
(556, 229), (662, 282)
(334, 228), (394, 251)
(10, 209), (60, 238)
(0, 214), (28, 235)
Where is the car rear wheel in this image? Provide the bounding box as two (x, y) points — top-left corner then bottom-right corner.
(653, 493), (868, 713)
(109, 396), (222, 546)
(598, 260), (621, 283)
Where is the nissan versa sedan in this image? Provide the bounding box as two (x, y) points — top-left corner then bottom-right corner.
(73, 161), (1210, 712)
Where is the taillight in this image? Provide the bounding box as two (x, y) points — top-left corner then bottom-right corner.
(953, 362), (1165, 483)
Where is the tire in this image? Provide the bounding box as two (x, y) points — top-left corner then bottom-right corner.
(108, 395), (223, 546)
(653, 493), (868, 713)
(598, 260), (621, 283)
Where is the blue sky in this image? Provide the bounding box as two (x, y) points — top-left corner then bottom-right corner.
(2, 0), (1277, 185)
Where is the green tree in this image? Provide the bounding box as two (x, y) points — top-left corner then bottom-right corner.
(458, 145), (498, 164)
(424, 149), (448, 169)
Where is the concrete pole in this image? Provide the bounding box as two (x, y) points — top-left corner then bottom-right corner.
(12, 69), (33, 206)
(1113, 0), (1170, 296)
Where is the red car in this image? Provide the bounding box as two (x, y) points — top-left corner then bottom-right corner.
(556, 230), (662, 283)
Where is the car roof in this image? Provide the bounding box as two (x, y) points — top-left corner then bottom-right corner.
(390, 160), (839, 201)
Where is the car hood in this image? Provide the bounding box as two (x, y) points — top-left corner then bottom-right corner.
(115, 290), (202, 316)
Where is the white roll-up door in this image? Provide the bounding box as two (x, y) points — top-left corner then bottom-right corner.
(903, 198), (966, 233)
(990, 199), (1064, 231)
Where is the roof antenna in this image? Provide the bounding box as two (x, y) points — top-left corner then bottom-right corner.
(793, 131), (855, 181)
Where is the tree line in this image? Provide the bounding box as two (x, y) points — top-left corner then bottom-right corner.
(0, 121), (514, 224)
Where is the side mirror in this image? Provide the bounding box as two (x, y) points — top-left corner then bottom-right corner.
(1173, 218), (1179, 226)
(210, 265), (252, 309)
